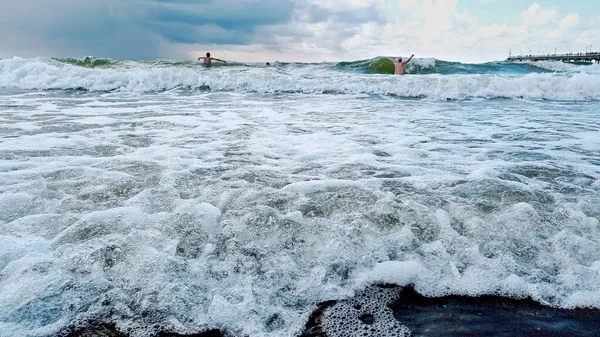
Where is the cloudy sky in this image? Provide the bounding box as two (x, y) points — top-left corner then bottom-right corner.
(1, 0), (598, 63)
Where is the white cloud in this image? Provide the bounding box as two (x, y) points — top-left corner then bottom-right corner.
(520, 3), (558, 26)
(1, 0), (598, 63)
(307, 0), (382, 10)
(322, 1), (595, 62)
(122, 1), (600, 63)
(560, 13), (580, 30)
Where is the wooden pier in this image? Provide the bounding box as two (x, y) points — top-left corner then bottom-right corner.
(506, 52), (600, 63)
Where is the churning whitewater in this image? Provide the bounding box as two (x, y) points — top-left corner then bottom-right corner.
(1, 56), (600, 100)
(0, 56), (599, 337)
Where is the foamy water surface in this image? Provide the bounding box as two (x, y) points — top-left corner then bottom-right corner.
(1, 59), (600, 337)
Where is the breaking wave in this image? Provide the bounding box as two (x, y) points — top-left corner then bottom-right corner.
(1, 56), (600, 100)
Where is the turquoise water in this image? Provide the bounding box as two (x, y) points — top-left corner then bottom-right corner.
(54, 56), (575, 75)
(2, 56), (600, 99)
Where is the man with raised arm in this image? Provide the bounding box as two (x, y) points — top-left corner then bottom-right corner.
(198, 52), (226, 66)
(393, 54), (414, 75)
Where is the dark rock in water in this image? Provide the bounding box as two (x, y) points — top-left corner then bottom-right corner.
(62, 322), (224, 337)
(302, 284), (600, 337)
(63, 322), (128, 337)
(392, 286), (600, 337)
(155, 330), (224, 337)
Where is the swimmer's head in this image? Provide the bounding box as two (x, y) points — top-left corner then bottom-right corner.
(206, 52), (211, 57)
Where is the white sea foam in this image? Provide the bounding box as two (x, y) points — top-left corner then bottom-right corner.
(528, 60), (600, 74)
(1, 57), (600, 100)
(0, 68), (599, 337)
(408, 57), (436, 69)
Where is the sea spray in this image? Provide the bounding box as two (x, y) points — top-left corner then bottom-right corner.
(1, 57), (600, 100)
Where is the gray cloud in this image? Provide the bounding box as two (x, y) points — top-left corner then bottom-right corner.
(112, 0), (295, 44)
(0, 1), (163, 59)
(0, 0), (384, 60)
(304, 3), (384, 25)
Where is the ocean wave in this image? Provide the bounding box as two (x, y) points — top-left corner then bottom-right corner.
(334, 57), (437, 74)
(333, 57), (552, 75)
(1, 65), (600, 337)
(54, 56), (124, 68)
(524, 60), (600, 74)
(1, 57), (600, 100)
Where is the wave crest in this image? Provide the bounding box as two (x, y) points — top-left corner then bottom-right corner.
(334, 57), (436, 74)
(1, 57), (600, 100)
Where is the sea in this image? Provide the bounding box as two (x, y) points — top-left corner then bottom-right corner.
(0, 56), (599, 337)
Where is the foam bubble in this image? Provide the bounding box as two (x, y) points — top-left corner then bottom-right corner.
(322, 286), (411, 337)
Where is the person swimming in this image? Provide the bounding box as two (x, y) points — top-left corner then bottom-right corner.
(393, 54), (414, 75)
(198, 52), (226, 66)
